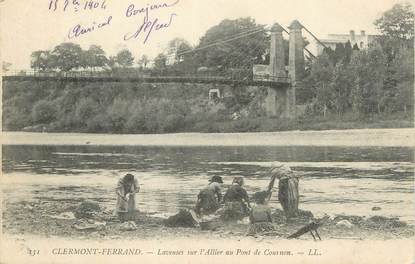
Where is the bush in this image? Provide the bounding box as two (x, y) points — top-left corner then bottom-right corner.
(73, 97), (119, 133)
(53, 111), (79, 131)
(3, 78), (413, 133)
(125, 111), (146, 133)
(160, 114), (185, 133)
(106, 98), (130, 133)
(192, 121), (221, 133)
(32, 100), (57, 124)
(85, 114), (109, 133)
(3, 114), (31, 130)
(75, 98), (101, 127)
(74, 200), (101, 219)
(231, 118), (260, 132)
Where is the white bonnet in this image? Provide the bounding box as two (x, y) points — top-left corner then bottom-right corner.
(270, 163), (293, 178)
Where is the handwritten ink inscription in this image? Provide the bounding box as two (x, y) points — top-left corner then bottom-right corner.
(68, 16), (112, 39)
(125, 1), (179, 20)
(48, 0), (179, 42)
(124, 13), (177, 43)
(124, 1), (179, 44)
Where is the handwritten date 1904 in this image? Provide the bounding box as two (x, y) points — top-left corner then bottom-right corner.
(48, 0), (107, 12)
(124, 13), (177, 44)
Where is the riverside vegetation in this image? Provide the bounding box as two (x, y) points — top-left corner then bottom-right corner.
(2, 79), (412, 134)
(2, 3), (413, 133)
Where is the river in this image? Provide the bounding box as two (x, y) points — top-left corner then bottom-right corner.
(2, 143), (414, 224)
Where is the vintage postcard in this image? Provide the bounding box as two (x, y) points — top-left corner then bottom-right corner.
(1, 0), (414, 263)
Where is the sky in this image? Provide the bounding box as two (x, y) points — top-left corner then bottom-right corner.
(0, 0), (404, 70)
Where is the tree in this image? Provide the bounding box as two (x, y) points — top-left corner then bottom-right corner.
(164, 38), (196, 74)
(333, 43), (346, 64)
(82, 45), (108, 70)
(108, 56), (117, 69)
(352, 43), (360, 51)
(374, 2), (414, 40)
(153, 53), (167, 72)
(30, 51), (56, 71)
(115, 49), (134, 68)
(2, 61), (12, 72)
(344, 41), (353, 64)
(51, 42), (83, 72)
(167, 38), (192, 64)
(350, 45), (387, 115)
(304, 53), (335, 116)
(322, 47), (336, 65)
(387, 44), (414, 112)
(137, 55), (149, 69)
(176, 41), (193, 62)
(193, 17), (268, 70)
(330, 62), (354, 115)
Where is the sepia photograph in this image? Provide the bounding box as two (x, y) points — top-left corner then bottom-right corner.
(0, 0), (414, 263)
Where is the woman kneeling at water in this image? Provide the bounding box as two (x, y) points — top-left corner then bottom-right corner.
(247, 191), (274, 235)
(222, 176), (251, 220)
(195, 176), (223, 216)
(115, 173), (140, 222)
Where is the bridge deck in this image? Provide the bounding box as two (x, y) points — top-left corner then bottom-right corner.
(2, 75), (290, 88)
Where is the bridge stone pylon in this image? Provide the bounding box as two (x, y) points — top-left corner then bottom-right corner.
(269, 23), (286, 79)
(265, 20), (305, 119)
(265, 23), (287, 117)
(287, 19), (305, 119)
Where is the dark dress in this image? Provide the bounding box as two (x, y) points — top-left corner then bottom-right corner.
(278, 177), (299, 218)
(195, 182), (222, 215)
(223, 184), (250, 204)
(222, 184), (250, 220)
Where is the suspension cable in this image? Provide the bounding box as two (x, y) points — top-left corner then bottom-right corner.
(177, 27), (268, 56)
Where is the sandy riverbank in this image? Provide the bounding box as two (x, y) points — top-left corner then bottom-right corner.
(3, 199), (414, 241)
(1, 128), (414, 147)
(2, 197), (414, 264)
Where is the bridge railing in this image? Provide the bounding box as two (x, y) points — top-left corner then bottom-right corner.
(2, 69), (290, 84)
(3, 70), (116, 78)
(253, 75), (291, 83)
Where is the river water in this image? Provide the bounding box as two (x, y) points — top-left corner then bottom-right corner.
(2, 145), (414, 223)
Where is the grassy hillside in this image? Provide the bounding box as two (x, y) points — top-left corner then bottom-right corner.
(2, 80), (263, 133)
(2, 80), (412, 133)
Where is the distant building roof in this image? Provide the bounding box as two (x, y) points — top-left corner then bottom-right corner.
(318, 32), (380, 46)
(309, 30), (381, 56)
(327, 33), (378, 38)
(320, 39), (349, 44)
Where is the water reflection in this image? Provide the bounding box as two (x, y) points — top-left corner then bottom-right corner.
(2, 145), (414, 223)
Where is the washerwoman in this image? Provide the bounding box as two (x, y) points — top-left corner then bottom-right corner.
(115, 173), (140, 222)
(195, 176), (223, 216)
(270, 164), (300, 219)
(222, 176), (251, 220)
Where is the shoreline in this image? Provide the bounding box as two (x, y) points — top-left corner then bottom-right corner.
(2, 128), (414, 147)
(3, 199), (414, 242)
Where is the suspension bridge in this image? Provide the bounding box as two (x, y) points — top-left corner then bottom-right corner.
(3, 20), (325, 119)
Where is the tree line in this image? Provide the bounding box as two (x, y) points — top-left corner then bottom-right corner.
(303, 2), (413, 117)
(30, 17), (270, 76)
(31, 44), (139, 72)
(19, 1), (414, 133)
